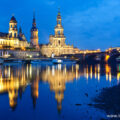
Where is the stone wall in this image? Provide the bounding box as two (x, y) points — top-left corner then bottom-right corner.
(0, 50), (40, 58)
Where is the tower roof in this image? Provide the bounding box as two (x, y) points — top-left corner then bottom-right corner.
(10, 16), (17, 23)
(31, 12), (38, 31)
(19, 26), (22, 34)
(57, 9), (61, 19)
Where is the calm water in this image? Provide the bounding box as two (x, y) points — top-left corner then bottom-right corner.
(0, 61), (119, 120)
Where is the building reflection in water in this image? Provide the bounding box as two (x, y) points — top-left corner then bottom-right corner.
(105, 64), (111, 82)
(41, 64), (79, 111)
(0, 63), (119, 111)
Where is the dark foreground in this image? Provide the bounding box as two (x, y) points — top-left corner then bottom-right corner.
(0, 61), (120, 120)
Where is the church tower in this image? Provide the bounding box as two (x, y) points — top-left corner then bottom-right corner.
(49, 9), (66, 47)
(41, 9), (74, 57)
(30, 13), (39, 49)
(19, 27), (22, 37)
(9, 15), (18, 39)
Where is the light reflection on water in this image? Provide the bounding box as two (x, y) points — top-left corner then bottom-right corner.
(0, 62), (119, 120)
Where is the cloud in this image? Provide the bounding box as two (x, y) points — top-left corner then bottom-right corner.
(63, 0), (120, 50)
(45, 1), (55, 6)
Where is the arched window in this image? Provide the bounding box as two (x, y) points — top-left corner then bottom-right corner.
(58, 40), (60, 45)
(58, 31), (60, 35)
(14, 33), (16, 37)
(14, 25), (17, 29)
(58, 20), (60, 24)
(9, 33), (12, 38)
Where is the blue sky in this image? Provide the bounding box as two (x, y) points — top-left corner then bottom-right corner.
(0, 0), (120, 51)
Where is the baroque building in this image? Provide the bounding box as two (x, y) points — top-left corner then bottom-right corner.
(30, 13), (39, 50)
(41, 10), (74, 57)
(0, 16), (30, 49)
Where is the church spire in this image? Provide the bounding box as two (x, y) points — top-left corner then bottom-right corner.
(30, 11), (39, 49)
(19, 26), (22, 34)
(32, 11), (36, 28)
(18, 26), (22, 37)
(58, 8), (61, 16)
(57, 8), (61, 25)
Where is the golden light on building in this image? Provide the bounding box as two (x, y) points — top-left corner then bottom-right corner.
(105, 55), (110, 62)
(41, 9), (74, 57)
(0, 16), (30, 50)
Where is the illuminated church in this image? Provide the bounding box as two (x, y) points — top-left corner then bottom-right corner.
(41, 10), (75, 57)
(30, 13), (39, 50)
(0, 16), (30, 49)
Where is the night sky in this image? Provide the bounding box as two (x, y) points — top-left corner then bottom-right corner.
(0, 0), (120, 51)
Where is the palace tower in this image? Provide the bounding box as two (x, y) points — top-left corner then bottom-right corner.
(0, 15), (30, 49)
(9, 16), (18, 39)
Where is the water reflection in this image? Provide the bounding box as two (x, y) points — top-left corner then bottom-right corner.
(0, 63), (119, 111)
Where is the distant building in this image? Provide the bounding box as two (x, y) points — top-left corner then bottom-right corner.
(0, 13), (101, 55)
(0, 16), (30, 49)
(41, 10), (75, 57)
(106, 47), (120, 53)
(30, 13), (39, 50)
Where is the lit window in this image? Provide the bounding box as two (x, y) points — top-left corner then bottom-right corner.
(14, 25), (17, 29)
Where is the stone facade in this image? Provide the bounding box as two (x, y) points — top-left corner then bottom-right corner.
(0, 16), (30, 49)
(41, 11), (74, 57)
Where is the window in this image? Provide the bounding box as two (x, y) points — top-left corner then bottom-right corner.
(11, 25), (12, 28)
(14, 33), (17, 37)
(58, 40), (60, 45)
(14, 25), (17, 28)
(58, 31), (60, 35)
(58, 20), (60, 24)
(9, 33), (12, 38)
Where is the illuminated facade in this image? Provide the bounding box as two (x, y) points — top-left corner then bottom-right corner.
(106, 47), (120, 53)
(0, 16), (30, 49)
(41, 10), (74, 57)
(30, 13), (39, 50)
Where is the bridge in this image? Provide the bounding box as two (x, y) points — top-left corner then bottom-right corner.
(1, 49), (120, 64)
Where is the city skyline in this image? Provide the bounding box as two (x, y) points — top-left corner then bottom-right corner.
(0, 0), (120, 51)
(0, 1), (120, 119)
